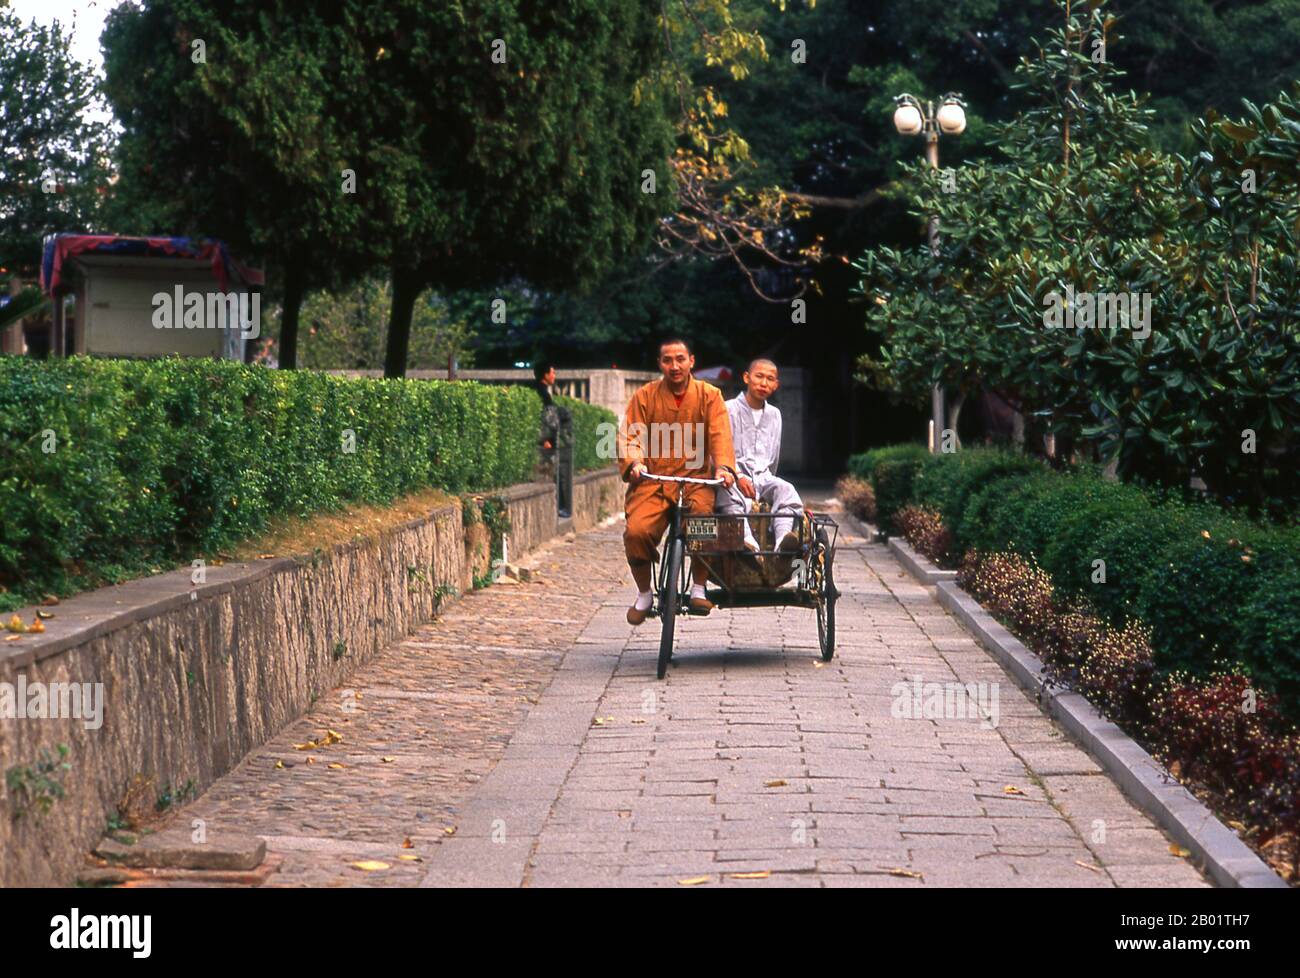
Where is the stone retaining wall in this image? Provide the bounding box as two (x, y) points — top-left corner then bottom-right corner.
(0, 467), (619, 887)
(571, 467), (623, 532)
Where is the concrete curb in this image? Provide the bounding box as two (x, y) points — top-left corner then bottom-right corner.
(830, 508), (878, 545)
(887, 537), (958, 585)
(886, 541), (1286, 887)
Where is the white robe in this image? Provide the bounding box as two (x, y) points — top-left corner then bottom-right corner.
(715, 394), (803, 544)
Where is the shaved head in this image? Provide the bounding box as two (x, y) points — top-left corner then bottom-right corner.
(742, 358), (780, 407)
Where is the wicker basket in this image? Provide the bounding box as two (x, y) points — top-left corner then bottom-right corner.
(686, 509), (809, 591)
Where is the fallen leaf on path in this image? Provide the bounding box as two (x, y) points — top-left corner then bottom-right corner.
(327, 763), (345, 770)
(4, 634), (21, 641)
(592, 716), (615, 726)
(381, 756), (396, 763)
(305, 757), (315, 764)
(617, 810), (632, 819)
(631, 718), (647, 725)
(398, 855), (422, 862)
(1003, 785), (1024, 795)
(729, 871), (770, 879)
(351, 861), (389, 872)
(273, 760), (284, 769)
(401, 837), (414, 849)
(1074, 860), (1102, 873)
(677, 876), (710, 886)
(258, 553), (276, 559)
(764, 779), (787, 788)
(35, 609), (54, 620)
(1169, 845), (1191, 858)
(887, 868), (923, 879)
(443, 826), (457, 836)
(294, 729), (344, 751)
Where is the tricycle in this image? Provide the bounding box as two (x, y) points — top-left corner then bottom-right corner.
(642, 473), (838, 679)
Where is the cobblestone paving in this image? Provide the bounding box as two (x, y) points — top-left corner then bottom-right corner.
(155, 527), (624, 887)
(161, 503), (1208, 888)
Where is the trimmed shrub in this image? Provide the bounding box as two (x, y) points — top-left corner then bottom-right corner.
(1037, 475), (1157, 605)
(834, 475), (876, 523)
(556, 395), (617, 473)
(875, 444), (1300, 714)
(1152, 672), (1299, 816)
(0, 357), (548, 609)
(912, 448), (1041, 537)
(957, 468), (1059, 558)
(872, 459), (922, 532)
(895, 505), (952, 565)
(1129, 522), (1263, 676)
(846, 443), (928, 530)
(847, 442), (928, 481)
(960, 545), (1299, 878)
(1238, 561), (1300, 711)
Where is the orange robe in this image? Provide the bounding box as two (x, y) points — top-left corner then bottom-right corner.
(619, 377), (737, 564)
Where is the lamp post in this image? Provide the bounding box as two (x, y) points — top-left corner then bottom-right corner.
(893, 92), (966, 452)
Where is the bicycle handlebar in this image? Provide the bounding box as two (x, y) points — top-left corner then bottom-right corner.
(639, 472), (725, 487)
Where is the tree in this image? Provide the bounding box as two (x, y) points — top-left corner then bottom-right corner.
(328, 1), (675, 377)
(858, 0), (1300, 512)
(0, 9), (112, 281)
(102, 1), (382, 368)
(293, 277), (474, 372)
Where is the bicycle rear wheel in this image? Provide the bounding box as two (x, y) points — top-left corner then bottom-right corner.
(815, 527), (836, 661)
(657, 537), (684, 679)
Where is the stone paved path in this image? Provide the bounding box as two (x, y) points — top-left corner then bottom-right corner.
(157, 499), (1208, 888)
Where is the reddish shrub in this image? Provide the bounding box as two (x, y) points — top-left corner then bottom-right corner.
(895, 505), (953, 564)
(834, 475), (876, 524)
(1075, 621), (1163, 725)
(959, 550), (1056, 646)
(1153, 672), (1291, 795)
(953, 546), (1300, 880)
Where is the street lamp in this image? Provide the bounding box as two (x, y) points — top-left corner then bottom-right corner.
(893, 93), (966, 452)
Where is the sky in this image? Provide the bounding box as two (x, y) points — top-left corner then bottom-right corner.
(8, 0), (118, 126)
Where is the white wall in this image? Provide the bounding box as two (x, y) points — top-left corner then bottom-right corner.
(77, 264), (241, 359)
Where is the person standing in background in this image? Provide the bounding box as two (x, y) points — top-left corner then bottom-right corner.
(531, 360), (572, 518)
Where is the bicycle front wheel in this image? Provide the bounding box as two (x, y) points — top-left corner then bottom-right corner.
(657, 536), (684, 679)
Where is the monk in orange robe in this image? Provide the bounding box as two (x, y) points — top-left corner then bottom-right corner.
(619, 338), (737, 625)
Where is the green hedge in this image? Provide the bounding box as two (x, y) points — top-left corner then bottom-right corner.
(845, 443), (928, 530)
(0, 357), (543, 609)
(555, 395), (617, 473)
(846, 443), (928, 481)
(860, 444), (1300, 714)
(912, 447), (1041, 534)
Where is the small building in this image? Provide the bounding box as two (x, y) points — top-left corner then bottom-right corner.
(35, 233), (263, 360)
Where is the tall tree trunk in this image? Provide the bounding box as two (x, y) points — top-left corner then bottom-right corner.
(384, 265), (421, 379)
(946, 390), (967, 448)
(278, 264), (305, 369)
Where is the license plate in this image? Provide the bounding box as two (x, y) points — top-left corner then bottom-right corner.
(684, 517), (718, 539)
